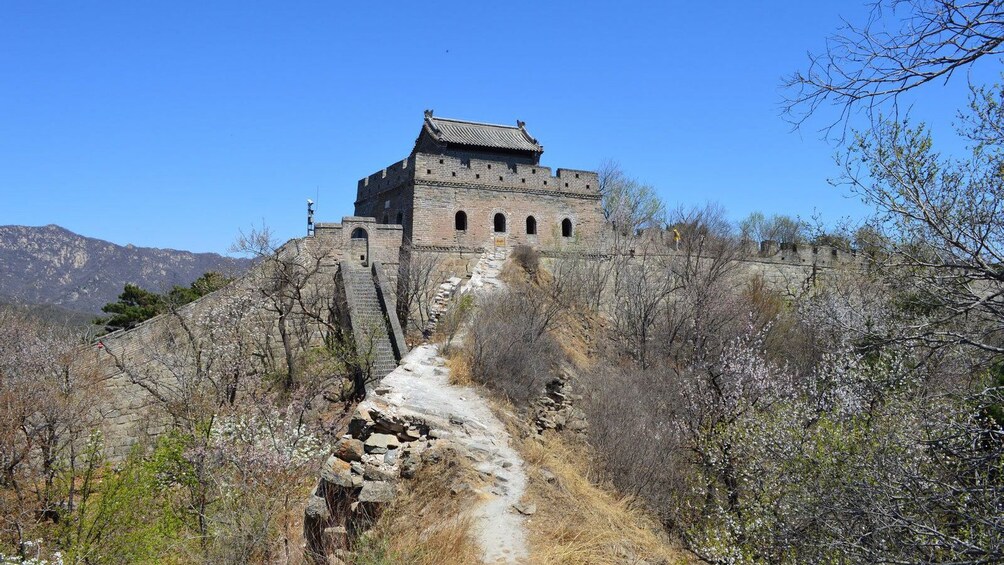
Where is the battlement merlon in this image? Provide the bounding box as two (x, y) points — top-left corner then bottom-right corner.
(355, 153), (600, 204)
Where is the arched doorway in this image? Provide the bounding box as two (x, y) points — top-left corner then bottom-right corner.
(494, 213), (507, 233)
(350, 227), (369, 265)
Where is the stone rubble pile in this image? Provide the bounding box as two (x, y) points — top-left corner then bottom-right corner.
(422, 276), (462, 337)
(463, 246), (508, 294)
(533, 368), (588, 434)
(423, 245), (508, 338)
(304, 402), (436, 563)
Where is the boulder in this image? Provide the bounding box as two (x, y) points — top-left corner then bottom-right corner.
(305, 495), (330, 520)
(348, 408), (374, 438)
(358, 481), (397, 504)
(365, 433), (401, 452)
(320, 456), (356, 488)
(397, 427), (422, 442)
(400, 458), (421, 479)
(363, 463), (399, 481)
(513, 501), (537, 516)
(333, 438), (365, 462)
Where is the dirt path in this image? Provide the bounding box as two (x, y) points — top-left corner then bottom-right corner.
(363, 344), (529, 563)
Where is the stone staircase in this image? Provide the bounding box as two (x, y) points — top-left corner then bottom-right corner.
(340, 261), (398, 381)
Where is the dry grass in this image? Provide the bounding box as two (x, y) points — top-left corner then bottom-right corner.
(444, 349), (474, 387)
(352, 446), (484, 565)
(490, 405), (690, 565)
(551, 306), (603, 372)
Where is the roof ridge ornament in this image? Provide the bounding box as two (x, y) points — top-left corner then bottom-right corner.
(424, 109), (434, 118)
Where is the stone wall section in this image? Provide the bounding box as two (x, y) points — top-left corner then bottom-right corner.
(89, 220), (404, 459)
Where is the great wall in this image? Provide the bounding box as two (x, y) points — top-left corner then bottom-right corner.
(78, 112), (871, 563)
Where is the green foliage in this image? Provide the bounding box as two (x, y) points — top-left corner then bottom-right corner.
(350, 535), (396, 565)
(740, 211), (807, 244)
(58, 436), (184, 564)
(94, 284), (163, 333)
(166, 271), (232, 307)
(95, 272), (233, 333)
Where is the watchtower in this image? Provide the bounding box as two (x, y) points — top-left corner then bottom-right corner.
(354, 111), (606, 251)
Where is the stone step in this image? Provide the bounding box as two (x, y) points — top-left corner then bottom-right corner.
(340, 261), (400, 383)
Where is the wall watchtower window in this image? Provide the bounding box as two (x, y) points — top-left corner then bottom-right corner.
(455, 211), (467, 231)
(395, 212), (403, 224)
(526, 216), (537, 235)
(561, 218), (573, 237)
(494, 213), (507, 233)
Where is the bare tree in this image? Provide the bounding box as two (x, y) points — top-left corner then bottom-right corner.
(397, 245), (443, 334)
(231, 225), (338, 390)
(663, 204), (751, 365)
(465, 285), (564, 407)
(739, 211), (807, 245)
(0, 306), (103, 557)
(836, 96), (1004, 354)
(609, 246), (678, 369)
(784, 0), (1004, 130)
(598, 160), (666, 235)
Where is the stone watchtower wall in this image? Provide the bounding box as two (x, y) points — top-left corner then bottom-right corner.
(411, 153), (604, 251)
(354, 153), (606, 252)
(313, 217), (405, 273)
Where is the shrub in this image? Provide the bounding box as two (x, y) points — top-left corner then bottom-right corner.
(511, 245), (540, 274)
(465, 286), (560, 407)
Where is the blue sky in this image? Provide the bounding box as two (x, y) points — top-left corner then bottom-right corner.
(0, 1), (993, 254)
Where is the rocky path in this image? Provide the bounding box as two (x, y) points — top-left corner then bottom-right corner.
(362, 343), (529, 563)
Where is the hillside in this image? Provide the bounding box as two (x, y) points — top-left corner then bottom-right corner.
(0, 224), (250, 314)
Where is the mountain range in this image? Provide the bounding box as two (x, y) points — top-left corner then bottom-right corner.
(0, 224), (250, 317)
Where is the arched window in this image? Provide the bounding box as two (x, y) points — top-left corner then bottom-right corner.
(494, 213), (506, 233)
(395, 212), (403, 224)
(455, 211), (467, 231)
(525, 216), (537, 235)
(382, 214), (389, 224)
(561, 218), (573, 237)
(350, 227), (368, 239)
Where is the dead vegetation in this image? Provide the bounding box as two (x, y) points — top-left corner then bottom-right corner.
(493, 408), (689, 565)
(351, 446), (483, 565)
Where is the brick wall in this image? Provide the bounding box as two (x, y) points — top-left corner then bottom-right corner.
(354, 152), (607, 251)
(313, 217), (404, 269)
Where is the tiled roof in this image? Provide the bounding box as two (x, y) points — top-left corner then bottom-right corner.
(424, 114), (542, 153)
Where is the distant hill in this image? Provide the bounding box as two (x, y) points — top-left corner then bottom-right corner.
(0, 225), (251, 315)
